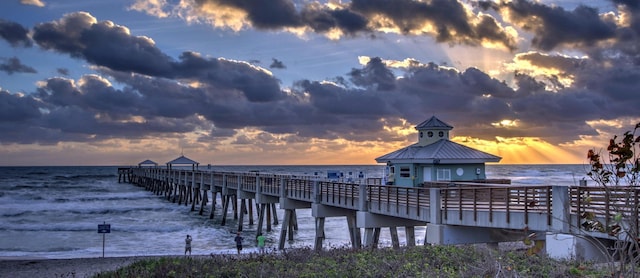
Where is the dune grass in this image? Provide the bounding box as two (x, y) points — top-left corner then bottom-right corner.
(95, 245), (610, 277)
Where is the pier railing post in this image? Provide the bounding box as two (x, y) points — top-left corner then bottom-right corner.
(280, 177), (286, 199)
(358, 184), (368, 212)
(313, 181), (320, 203)
(551, 185), (570, 233)
(429, 188), (441, 224)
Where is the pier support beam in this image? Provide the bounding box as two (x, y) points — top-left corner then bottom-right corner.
(312, 204), (360, 249)
(278, 209), (297, 250)
(314, 217), (325, 251)
(278, 197), (309, 250)
(209, 191), (217, 219)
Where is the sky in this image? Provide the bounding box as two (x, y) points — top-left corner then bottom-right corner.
(0, 0), (638, 166)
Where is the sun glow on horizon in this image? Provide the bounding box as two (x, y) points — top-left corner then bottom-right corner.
(453, 136), (585, 164)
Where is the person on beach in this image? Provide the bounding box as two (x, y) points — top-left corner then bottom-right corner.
(185, 234), (192, 255)
(234, 231), (244, 254)
(256, 233), (266, 254)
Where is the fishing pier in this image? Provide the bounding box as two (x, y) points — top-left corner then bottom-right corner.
(120, 167), (640, 261)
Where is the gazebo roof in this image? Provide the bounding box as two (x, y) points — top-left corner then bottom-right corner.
(166, 155), (199, 165)
(415, 116), (453, 130)
(375, 139), (501, 164)
(138, 159), (158, 166)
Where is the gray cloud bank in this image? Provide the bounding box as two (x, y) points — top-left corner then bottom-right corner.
(0, 0), (639, 148)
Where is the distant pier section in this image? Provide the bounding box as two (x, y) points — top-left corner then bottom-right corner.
(117, 167), (132, 183)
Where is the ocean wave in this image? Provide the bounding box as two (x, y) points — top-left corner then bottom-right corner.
(0, 223), (188, 233)
(53, 174), (117, 180)
(51, 194), (160, 203)
(45, 246), (82, 252)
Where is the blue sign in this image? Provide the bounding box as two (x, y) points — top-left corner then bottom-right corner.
(98, 224), (111, 233)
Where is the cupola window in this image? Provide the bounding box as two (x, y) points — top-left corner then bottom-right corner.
(439, 131), (444, 137)
(427, 131), (433, 137)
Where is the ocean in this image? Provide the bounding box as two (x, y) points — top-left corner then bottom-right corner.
(0, 164), (592, 259)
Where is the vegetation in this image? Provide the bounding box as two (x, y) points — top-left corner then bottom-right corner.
(587, 122), (640, 187)
(584, 121), (640, 275)
(95, 245), (609, 278)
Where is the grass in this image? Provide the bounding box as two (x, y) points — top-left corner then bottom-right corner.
(95, 245), (612, 277)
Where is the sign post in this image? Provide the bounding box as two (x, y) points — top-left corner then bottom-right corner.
(97, 222), (111, 258)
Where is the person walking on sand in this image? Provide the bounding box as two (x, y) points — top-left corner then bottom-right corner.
(234, 231), (244, 254)
(185, 234), (192, 255)
(256, 233), (266, 254)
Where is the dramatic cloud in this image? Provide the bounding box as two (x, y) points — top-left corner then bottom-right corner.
(1, 1), (640, 165)
(0, 19), (33, 47)
(482, 0), (617, 51)
(138, 0), (516, 49)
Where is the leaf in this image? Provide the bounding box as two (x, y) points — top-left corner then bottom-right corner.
(614, 213), (622, 223)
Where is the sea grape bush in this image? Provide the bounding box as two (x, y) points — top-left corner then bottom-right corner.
(587, 122), (640, 186)
(584, 121), (640, 276)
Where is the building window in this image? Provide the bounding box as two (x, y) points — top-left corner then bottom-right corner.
(437, 169), (451, 181)
(420, 131), (423, 138)
(438, 131), (444, 137)
(400, 167), (411, 178)
(427, 131), (433, 137)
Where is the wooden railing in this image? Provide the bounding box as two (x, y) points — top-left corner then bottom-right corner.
(571, 186), (640, 234)
(440, 185), (552, 225)
(319, 181), (359, 209)
(367, 185), (429, 217)
(128, 168), (640, 236)
(286, 179), (314, 201)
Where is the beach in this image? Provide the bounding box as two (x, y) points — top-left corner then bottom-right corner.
(0, 255), (208, 278)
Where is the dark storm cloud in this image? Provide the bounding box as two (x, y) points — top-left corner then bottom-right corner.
(349, 0), (516, 50)
(488, 0), (617, 50)
(31, 12), (285, 103)
(300, 5), (369, 35)
(0, 19), (32, 47)
(189, 0), (515, 49)
(32, 12), (173, 76)
(0, 57), (37, 74)
(0, 90), (42, 123)
(348, 57), (396, 91)
(515, 52), (587, 73)
(212, 0), (300, 29)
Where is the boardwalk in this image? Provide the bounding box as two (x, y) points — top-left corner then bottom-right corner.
(122, 167), (640, 259)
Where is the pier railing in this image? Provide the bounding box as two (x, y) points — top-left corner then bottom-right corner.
(368, 185), (429, 218)
(571, 186), (640, 235)
(126, 167), (640, 237)
(440, 185), (552, 226)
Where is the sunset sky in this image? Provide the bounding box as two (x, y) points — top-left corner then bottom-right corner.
(0, 0), (638, 166)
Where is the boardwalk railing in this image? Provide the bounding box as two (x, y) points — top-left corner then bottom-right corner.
(126, 167), (640, 239)
(571, 186), (640, 235)
(441, 186), (552, 226)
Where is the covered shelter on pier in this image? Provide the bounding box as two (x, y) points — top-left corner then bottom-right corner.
(376, 116), (502, 187)
(166, 155), (199, 170)
(138, 159), (158, 168)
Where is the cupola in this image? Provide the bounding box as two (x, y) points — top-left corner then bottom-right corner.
(414, 116), (453, 146)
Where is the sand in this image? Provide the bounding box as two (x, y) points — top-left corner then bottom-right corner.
(0, 255), (205, 278)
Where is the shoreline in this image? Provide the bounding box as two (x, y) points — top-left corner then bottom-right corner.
(0, 255), (210, 278)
